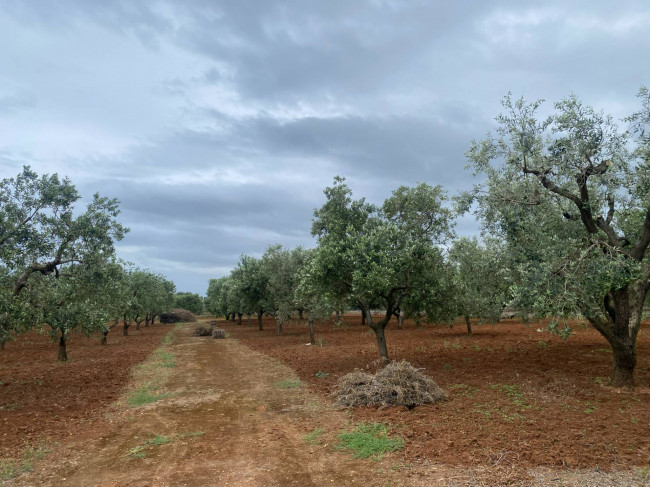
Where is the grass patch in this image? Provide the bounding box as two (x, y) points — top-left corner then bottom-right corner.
(0, 445), (51, 480)
(274, 379), (301, 389)
(450, 383), (478, 398)
(335, 423), (404, 459)
(304, 428), (325, 445)
(127, 445), (147, 458)
(146, 435), (172, 446)
(490, 384), (530, 409)
(125, 327), (180, 407)
(153, 350), (176, 368)
(126, 387), (171, 407)
(128, 434), (174, 459)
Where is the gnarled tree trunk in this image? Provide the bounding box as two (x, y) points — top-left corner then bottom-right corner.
(465, 315), (472, 336)
(237, 313), (243, 326)
(588, 282), (646, 387)
(257, 310), (264, 331)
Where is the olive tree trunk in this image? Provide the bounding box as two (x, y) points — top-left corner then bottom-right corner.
(237, 313), (243, 326)
(257, 310), (264, 331)
(365, 308), (390, 361)
(308, 317), (315, 345)
(122, 314), (130, 336)
(57, 332), (68, 362)
(589, 282), (646, 387)
(465, 315), (472, 336)
(276, 318), (283, 336)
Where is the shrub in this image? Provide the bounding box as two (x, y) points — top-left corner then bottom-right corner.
(333, 360), (447, 409)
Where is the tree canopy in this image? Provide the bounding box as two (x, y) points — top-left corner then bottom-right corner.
(464, 88), (650, 386)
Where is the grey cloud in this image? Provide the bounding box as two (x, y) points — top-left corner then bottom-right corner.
(0, 92), (36, 115)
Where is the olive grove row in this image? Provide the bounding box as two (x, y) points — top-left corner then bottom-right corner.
(207, 89), (650, 387)
(0, 167), (177, 361)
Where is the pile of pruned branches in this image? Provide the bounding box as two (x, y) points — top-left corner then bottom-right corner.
(191, 324), (213, 336)
(160, 308), (197, 323)
(332, 360), (447, 409)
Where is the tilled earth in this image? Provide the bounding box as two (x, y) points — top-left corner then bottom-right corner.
(223, 315), (650, 480)
(1, 316), (650, 486)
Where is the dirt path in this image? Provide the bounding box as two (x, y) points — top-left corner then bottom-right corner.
(8, 323), (429, 487)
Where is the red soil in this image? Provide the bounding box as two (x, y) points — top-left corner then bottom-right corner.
(222, 315), (650, 470)
(0, 324), (172, 460)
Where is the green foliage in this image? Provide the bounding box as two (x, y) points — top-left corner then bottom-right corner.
(174, 292), (203, 315)
(335, 423), (404, 459)
(464, 88), (650, 385)
(448, 236), (510, 324)
(310, 178), (457, 358)
(0, 167), (128, 346)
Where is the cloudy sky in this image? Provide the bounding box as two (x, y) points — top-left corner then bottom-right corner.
(1, 1), (649, 294)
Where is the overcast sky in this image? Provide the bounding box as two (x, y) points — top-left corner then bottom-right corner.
(1, 1), (649, 294)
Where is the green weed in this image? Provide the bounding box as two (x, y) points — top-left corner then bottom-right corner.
(315, 371), (329, 378)
(584, 401), (598, 414)
(335, 423), (404, 459)
(450, 383), (478, 398)
(274, 379), (302, 389)
(491, 384), (530, 409)
(146, 435), (172, 446)
(127, 445), (147, 458)
(0, 445), (51, 480)
(304, 428), (325, 445)
(127, 387), (170, 407)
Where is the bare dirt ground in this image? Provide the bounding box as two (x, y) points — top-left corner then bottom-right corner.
(221, 315), (650, 485)
(2, 316), (650, 486)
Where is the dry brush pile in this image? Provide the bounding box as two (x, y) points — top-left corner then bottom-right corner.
(333, 360), (447, 409)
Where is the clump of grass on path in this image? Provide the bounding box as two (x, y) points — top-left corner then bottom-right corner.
(335, 423), (403, 459)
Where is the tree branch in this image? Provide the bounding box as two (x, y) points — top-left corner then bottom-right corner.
(523, 165), (582, 206)
(631, 205), (650, 260)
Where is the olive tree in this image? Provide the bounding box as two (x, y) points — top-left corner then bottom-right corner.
(294, 249), (334, 344)
(234, 255), (270, 331)
(262, 245), (308, 335)
(31, 257), (117, 361)
(465, 88), (650, 386)
(312, 179), (455, 360)
(0, 166), (127, 348)
(174, 292), (204, 315)
(448, 237), (511, 335)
